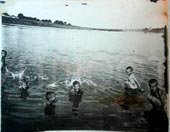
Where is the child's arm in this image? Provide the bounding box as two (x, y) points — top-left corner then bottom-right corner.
(158, 88), (167, 109)
(147, 94), (162, 108)
(133, 75), (141, 89)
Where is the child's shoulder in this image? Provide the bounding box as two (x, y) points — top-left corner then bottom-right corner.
(129, 73), (135, 78)
(69, 86), (74, 90)
(79, 89), (83, 93)
(158, 88), (166, 95)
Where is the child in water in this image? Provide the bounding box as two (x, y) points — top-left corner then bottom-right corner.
(125, 66), (144, 92)
(1, 50), (7, 73)
(45, 91), (56, 115)
(144, 79), (168, 132)
(69, 81), (83, 116)
(147, 79), (166, 111)
(19, 77), (29, 99)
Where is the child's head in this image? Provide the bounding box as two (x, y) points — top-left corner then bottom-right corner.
(126, 66), (133, 75)
(73, 81), (80, 91)
(2, 50), (7, 58)
(19, 77), (29, 90)
(149, 79), (158, 92)
(46, 91), (56, 101)
(19, 80), (26, 89)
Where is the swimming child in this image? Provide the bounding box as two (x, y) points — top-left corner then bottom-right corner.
(125, 66), (144, 92)
(69, 81), (83, 116)
(45, 91), (56, 115)
(1, 50), (7, 73)
(19, 77), (29, 90)
(19, 77), (29, 99)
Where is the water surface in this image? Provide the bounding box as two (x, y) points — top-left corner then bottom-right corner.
(1, 25), (165, 131)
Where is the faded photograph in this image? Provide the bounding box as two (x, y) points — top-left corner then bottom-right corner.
(0, 0), (169, 132)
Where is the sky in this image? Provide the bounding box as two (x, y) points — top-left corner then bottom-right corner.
(1, 0), (168, 29)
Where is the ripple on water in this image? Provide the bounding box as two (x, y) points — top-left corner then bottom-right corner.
(2, 25), (164, 131)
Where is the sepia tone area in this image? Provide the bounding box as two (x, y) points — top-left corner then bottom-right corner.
(1, 0), (169, 132)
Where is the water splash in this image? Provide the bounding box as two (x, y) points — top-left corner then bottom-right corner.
(65, 70), (97, 87)
(47, 82), (59, 88)
(65, 75), (81, 87)
(5, 67), (27, 80)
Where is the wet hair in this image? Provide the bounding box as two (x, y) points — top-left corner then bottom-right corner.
(2, 50), (7, 57)
(149, 79), (158, 87)
(126, 66), (133, 72)
(73, 81), (80, 87)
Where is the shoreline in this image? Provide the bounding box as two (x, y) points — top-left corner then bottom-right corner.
(2, 16), (164, 33)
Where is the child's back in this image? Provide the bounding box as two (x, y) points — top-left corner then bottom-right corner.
(127, 73), (138, 89)
(125, 66), (144, 92)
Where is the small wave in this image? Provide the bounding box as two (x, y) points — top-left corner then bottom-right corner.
(81, 79), (97, 87)
(83, 100), (99, 103)
(47, 82), (59, 88)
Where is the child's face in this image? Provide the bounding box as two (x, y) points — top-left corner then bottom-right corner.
(50, 94), (55, 101)
(150, 82), (158, 92)
(47, 93), (55, 101)
(74, 84), (80, 91)
(126, 69), (132, 75)
(19, 81), (27, 89)
(2, 51), (6, 57)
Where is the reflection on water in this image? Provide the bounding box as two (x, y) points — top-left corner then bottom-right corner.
(1, 25), (165, 131)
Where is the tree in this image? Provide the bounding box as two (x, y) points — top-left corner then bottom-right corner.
(18, 13), (24, 19)
(2, 12), (10, 16)
(41, 19), (52, 23)
(54, 20), (64, 25)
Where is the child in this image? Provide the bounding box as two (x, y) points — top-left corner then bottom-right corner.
(45, 91), (56, 115)
(19, 77), (29, 90)
(144, 79), (168, 132)
(147, 79), (166, 111)
(19, 77), (29, 99)
(69, 81), (83, 116)
(1, 50), (7, 73)
(125, 66), (144, 92)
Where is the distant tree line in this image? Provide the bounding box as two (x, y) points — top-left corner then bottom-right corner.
(2, 12), (10, 16)
(2, 12), (72, 26)
(54, 20), (71, 26)
(18, 13), (41, 21)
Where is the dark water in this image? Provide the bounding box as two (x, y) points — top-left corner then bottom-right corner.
(1, 25), (165, 131)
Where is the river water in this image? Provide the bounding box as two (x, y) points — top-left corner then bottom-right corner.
(1, 25), (165, 131)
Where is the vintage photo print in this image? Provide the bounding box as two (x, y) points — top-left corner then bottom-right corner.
(0, 0), (169, 131)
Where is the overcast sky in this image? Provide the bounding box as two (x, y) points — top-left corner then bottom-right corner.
(1, 0), (167, 29)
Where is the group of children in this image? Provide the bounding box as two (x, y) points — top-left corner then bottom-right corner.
(2, 50), (83, 115)
(124, 66), (166, 110)
(124, 66), (168, 132)
(1, 50), (168, 130)
(45, 81), (83, 116)
(124, 66), (167, 111)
